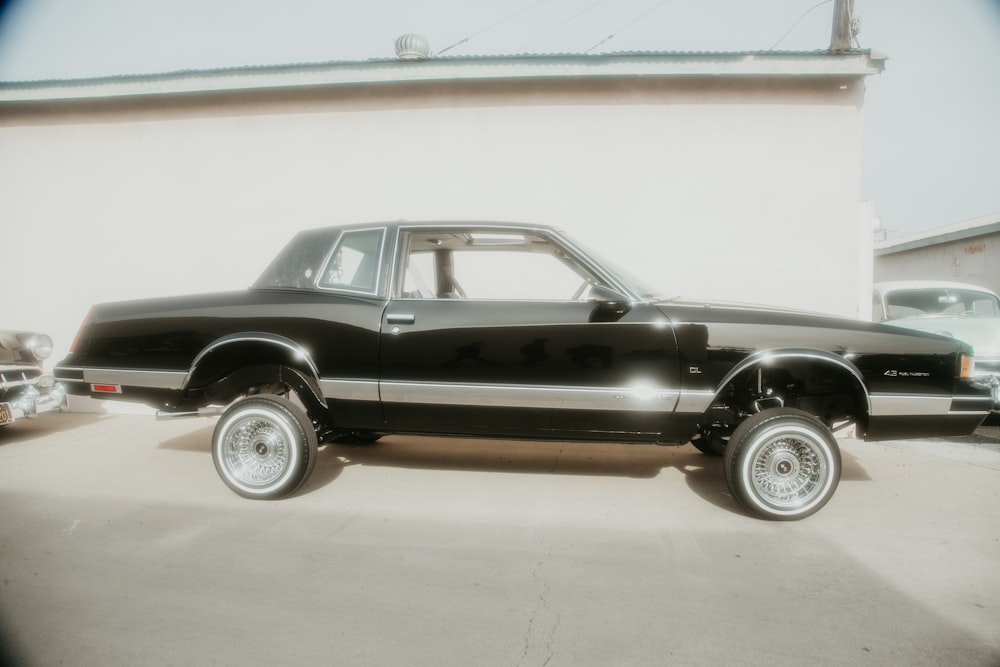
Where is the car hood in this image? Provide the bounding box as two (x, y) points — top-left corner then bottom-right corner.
(652, 295), (975, 355)
(656, 297), (864, 324)
(881, 317), (1000, 355)
(654, 296), (841, 319)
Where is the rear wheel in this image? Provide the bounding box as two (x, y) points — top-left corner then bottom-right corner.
(723, 408), (841, 520)
(212, 394), (318, 499)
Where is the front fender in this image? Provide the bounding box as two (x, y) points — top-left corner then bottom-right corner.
(712, 348), (872, 416)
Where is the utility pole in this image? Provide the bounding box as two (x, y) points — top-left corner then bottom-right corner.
(830, 0), (855, 50)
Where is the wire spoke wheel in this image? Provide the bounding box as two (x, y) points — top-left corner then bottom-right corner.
(749, 434), (826, 509)
(212, 394), (317, 499)
(222, 415), (293, 487)
(724, 408), (841, 520)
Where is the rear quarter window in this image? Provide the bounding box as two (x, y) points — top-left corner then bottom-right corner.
(255, 228), (340, 289)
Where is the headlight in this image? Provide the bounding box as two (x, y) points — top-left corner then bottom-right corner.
(26, 334), (53, 361)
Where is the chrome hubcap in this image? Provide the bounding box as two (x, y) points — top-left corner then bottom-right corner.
(222, 415), (291, 487)
(750, 434), (826, 510)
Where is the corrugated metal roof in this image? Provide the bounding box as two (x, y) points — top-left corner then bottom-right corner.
(875, 212), (1000, 256)
(0, 49), (885, 104)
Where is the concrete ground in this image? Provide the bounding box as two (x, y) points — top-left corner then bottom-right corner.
(0, 413), (998, 667)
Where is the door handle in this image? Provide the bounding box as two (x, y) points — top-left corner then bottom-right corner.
(386, 314), (416, 325)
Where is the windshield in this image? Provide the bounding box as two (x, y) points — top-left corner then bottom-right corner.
(560, 235), (662, 300)
(883, 287), (1000, 319)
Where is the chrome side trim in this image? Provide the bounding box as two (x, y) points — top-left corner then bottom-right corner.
(70, 368), (187, 390)
(675, 389), (716, 414)
(319, 378), (380, 402)
(869, 394), (952, 417)
(378, 381), (678, 412)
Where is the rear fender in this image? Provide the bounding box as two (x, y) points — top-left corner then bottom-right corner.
(182, 333), (327, 420)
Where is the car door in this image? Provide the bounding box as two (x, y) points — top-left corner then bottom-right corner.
(379, 227), (681, 441)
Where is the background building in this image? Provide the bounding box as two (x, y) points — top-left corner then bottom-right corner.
(1, 48), (883, 366)
(875, 212), (1000, 296)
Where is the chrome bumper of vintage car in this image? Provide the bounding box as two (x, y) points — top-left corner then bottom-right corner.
(967, 355), (1000, 410)
(0, 378), (67, 426)
(986, 375), (1000, 410)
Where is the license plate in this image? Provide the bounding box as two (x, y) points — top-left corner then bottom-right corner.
(0, 403), (12, 426)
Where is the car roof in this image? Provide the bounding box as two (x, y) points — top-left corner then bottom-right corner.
(873, 280), (1000, 297)
(309, 220), (563, 235)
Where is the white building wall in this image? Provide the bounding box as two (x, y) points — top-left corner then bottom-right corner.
(1, 74), (871, 365)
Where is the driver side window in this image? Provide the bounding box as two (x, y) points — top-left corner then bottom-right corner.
(401, 231), (598, 301)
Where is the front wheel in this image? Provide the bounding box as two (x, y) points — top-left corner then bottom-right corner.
(723, 408), (841, 520)
(212, 394), (318, 499)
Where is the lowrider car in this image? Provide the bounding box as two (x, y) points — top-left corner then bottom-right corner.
(1, 330), (66, 426)
(873, 280), (1000, 411)
(55, 222), (993, 520)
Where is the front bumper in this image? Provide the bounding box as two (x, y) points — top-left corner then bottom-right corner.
(0, 380), (67, 426)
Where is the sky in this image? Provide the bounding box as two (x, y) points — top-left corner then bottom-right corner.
(0, 0), (998, 238)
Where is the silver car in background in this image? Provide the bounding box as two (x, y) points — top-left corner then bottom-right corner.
(873, 280), (1000, 411)
(0, 330), (66, 427)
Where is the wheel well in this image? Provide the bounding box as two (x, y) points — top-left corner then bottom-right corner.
(698, 356), (870, 444)
(181, 339), (329, 426)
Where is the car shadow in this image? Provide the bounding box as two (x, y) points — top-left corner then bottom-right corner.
(951, 424), (1000, 447)
(839, 444), (872, 482)
(325, 436), (734, 514)
(156, 427), (874, 516)
(158, 424), (215, 453)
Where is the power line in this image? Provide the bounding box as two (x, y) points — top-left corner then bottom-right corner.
(769, 0), (833, 50)
(435, 0), (554, 56)
(584, 0), (674, 54)
(516, 0), (611, 52)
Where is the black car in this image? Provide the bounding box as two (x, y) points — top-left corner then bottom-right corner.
(55, 222), (993, 519)
(1, 330), (66, 426)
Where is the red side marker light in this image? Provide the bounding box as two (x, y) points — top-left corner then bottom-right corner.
(91, 384), (122, 394)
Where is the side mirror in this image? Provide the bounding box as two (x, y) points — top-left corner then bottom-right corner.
(589, 285), (631, 322)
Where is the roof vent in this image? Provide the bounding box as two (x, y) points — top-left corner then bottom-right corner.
(395, 34), (432, 60)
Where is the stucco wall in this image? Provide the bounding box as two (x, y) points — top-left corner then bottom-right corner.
(1, 74), (871, 368)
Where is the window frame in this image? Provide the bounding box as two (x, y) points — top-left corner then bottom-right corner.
(393, 228), (605, 302)
(315, 226), (388, 297)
